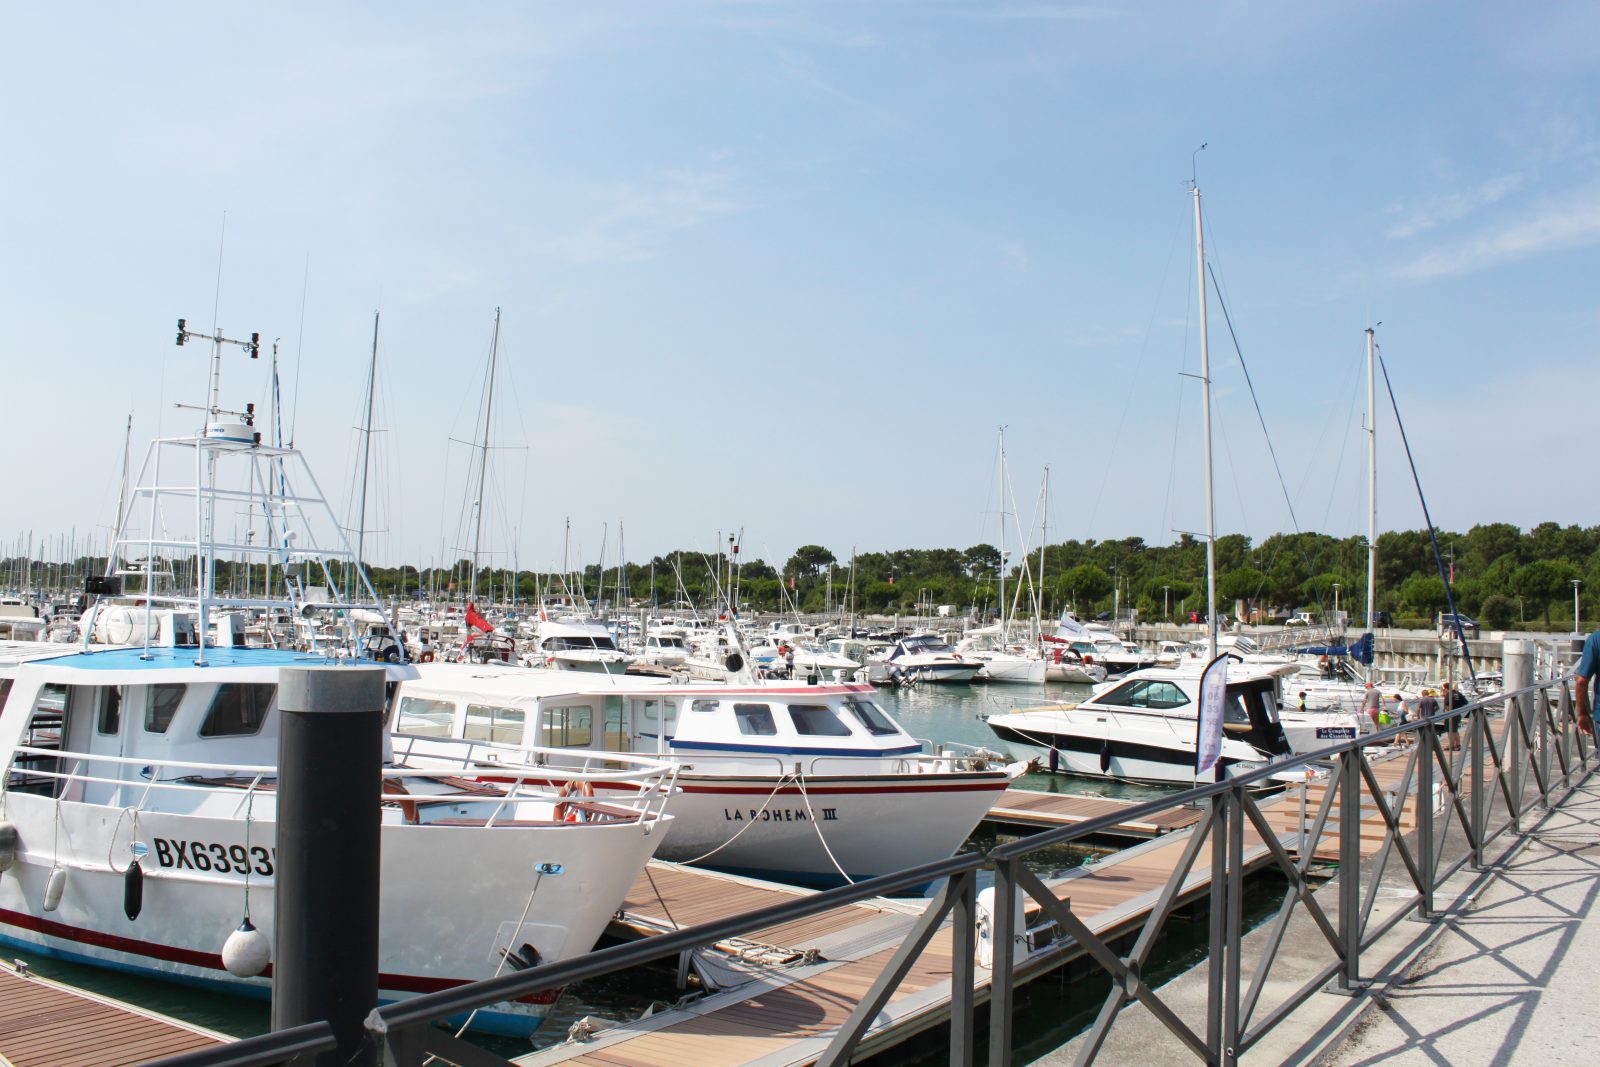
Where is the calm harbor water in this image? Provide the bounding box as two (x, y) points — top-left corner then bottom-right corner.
(11, 676), (1215, 1058)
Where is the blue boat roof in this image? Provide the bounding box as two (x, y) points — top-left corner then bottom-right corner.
(34, 647), (345, 672)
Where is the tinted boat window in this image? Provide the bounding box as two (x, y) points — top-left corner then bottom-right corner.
(199, 684), (275, 738)
(788, 704), (851, 737)
(733, 703), (777, 736)
(97, 686), (121, 735)
(842, 699), (900, 736)
(145, 684), (185, 734)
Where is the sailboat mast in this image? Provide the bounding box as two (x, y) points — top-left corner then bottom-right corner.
(1365, 326), (1378, 635)
(997, 426), (1007, 633)
(1038, 465), (1049, 642)
(355, 311), (379, 585)
(470, 308), (501, 602)
(1193, 185), (1218, 661)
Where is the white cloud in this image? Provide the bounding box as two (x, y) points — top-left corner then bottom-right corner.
(1394, 184), (1600, 280)
(545, 168), (746, 265)
(1385, 175), (1524, 239)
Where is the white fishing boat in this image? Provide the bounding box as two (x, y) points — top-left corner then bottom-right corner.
(390, 661), (1025, 886)
(0, 318), (675, 1036)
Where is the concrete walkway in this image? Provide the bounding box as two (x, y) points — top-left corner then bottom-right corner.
(1322, 773), (1600, 1065)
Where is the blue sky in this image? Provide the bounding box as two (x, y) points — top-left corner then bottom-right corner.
(3, 2), (1597, 572)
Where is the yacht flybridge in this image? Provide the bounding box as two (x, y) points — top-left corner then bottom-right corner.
(392, 662), (1027, 886)
(0, 319), (675, 1035)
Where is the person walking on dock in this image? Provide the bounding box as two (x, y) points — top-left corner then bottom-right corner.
(1361, 681), (1383, 732)
(1576, 629), (1600, 736)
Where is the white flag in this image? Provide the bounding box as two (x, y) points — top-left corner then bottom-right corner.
(1194, 653), (1230, 776)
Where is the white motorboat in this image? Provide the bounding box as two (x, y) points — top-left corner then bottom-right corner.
(391, 663), (1026, 886)
(983, 662), (1300, 784)
(524, 616), (631, 674)
(640, 630), (690, 668)
(885, 634), (981, 684)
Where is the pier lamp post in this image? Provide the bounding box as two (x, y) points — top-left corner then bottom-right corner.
(1573, 578), (1583, 635)
(1332, 581), (1341, 615)
(1162, 584), (1170, 620)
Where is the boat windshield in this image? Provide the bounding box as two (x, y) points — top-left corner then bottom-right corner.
(787, 704), (852, 737)
(841, 698), (900, 736)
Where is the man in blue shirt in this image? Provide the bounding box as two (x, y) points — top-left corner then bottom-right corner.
(1576, 631), (1600, 736)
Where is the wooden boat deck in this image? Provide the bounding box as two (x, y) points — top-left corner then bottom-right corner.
(984, 788), (1205, 837)
(523, 751), (1431, 1067)
(0, 962), (224, 1066)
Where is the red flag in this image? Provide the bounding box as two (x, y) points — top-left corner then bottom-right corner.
(466, 603), (494, 634)
(789, 576), (795, 589)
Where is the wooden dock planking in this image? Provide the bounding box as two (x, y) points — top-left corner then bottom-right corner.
(984, 788), (1204, 837)
(528, 752), (1432, 1067)
(0, 964), (224, 1066)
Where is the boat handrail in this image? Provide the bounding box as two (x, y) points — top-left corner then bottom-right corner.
(806, 752), (1001, 776)
(5, 745), (678, 827)
(654, 749), (791, 775)
(387, 730), (674, 781)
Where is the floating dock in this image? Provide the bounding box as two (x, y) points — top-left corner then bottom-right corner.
(982, 787), (1204, 838)
(0, 961), (225, 1066)
(520, 754), (1423, 1067)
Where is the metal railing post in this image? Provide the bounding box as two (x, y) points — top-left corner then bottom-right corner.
(949, 869), (976, 1067)
(988, 856), (1018, 1067)
(1504, 640), (1533, 828)
(1537, 687), (1553, 808)
(1331, 747), (1364, 994)
(1223, 782), (1244, 1065)
(1558, 680), (1573, 788)
(1207, 784), (1228, 1056)
(1471, 704), (1486, 870)
(1415, 721), (1435, 920)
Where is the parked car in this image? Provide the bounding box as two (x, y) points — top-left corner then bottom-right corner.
(1438, 612), (1480, 639)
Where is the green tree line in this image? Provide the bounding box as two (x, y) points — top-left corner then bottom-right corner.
(10, 520), (1597, 629)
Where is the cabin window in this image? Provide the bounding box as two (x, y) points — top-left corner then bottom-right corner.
(396, 696), (456, 737)
(1100, 679), (1189, 710)
(465, 704), (525, 745)
(0, 678), (12, 712)
(640, 699), (678, 722)
(842, 698), (900, 736)
(96, 687), (122, 735)
(788, 704), (852, 737)
(199, 683), (275, 738)
(542, 705), (594, 747)
(690, 699), (719, 715)
(144, 684), (185, 734)
(733, 703), (777, 736)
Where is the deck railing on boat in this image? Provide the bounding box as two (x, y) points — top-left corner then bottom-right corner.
(148, 643), (1595, 1067)
(5, 741), (678, 828)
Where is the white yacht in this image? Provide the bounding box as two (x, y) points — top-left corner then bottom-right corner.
(884, 634), (981, 684)
(524, 616), (631, 674)
(983, 662), (1300, 784)
(391, 663), (1026, 886)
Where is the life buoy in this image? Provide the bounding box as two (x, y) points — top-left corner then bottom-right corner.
(556, 780), (595, 823)
(419, 649), (435, 663)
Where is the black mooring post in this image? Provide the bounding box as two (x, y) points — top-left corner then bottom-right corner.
(272, 665), (386, 1067)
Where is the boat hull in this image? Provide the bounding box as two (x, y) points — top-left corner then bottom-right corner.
(986, 716), (1267, 785)
(0, 796), (664, 1035)
(596, 771), (1009, 886)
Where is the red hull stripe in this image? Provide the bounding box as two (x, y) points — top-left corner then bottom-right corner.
(0, 907), (557, 1001)
(677, 782), (1008, 796)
